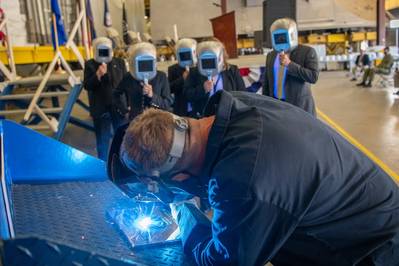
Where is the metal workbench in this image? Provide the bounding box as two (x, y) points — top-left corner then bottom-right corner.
(0, 120), (194, 265)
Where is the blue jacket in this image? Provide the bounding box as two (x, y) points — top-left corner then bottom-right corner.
(182, 91), (399, 265)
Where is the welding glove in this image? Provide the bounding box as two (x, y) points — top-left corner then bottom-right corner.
(170, 200), (211, 252)
(170, 197), (199, 220)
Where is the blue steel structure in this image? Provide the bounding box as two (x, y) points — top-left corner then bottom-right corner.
(0, 120), (192, 265)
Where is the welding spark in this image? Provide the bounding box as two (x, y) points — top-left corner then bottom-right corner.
(135, 216), (153, 231)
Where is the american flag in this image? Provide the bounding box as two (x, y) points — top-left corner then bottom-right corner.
(239, 66), (265, 94)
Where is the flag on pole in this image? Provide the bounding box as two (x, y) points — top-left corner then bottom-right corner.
(86, 0), (97, 40)
(104, 0), (112, 27)
(122, 1), (130, 45)
(50, 0), (67, 48)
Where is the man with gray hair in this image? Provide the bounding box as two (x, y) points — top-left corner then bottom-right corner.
(83, 37), (126, 160)
(263, 18), (319, 116)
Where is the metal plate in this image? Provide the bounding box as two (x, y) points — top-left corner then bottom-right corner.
(11, 181), (194, 265)
(2, 237), (137, 266)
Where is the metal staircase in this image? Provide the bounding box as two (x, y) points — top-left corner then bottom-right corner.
(0, 71), (93, 140)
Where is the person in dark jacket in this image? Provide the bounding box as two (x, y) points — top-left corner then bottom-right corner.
(113, 42), (173, 120)
(350, 49), (371, 81)
(119, 90), (399, 266)
(263, 18), (319, 116)
(83, 37), (126, 160)
(184, 39), (246, 118)
(168, 63), (189, 116)
(168, 38), (197, 116)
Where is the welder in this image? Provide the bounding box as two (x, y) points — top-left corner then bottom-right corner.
(117, 91), (399, 266)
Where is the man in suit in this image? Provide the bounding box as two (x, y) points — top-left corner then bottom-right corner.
(263, 18), (319, 116)
(350, 48), (371, 81)
(168, 38), (197, 116)
(168, 63), (190, 116)
(184, 39), (246, 118)
(83, 37), (126, 160)
(113, 42), (173, 121)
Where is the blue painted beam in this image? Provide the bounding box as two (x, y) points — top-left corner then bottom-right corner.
(54, 83), (84, 140)
(1, 120), (107, 183)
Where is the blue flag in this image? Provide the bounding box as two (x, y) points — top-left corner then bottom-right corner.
(104, 0), (112, 27)
(86, 0), (97, 40)
(50, 0), (67, 48)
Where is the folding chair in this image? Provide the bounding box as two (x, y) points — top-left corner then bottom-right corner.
(377, 71), (394, 88)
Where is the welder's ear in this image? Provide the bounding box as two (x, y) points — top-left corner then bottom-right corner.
(171, 173), (191, 182)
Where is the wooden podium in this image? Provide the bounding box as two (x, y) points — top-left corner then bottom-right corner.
(210, 11), (238, 59)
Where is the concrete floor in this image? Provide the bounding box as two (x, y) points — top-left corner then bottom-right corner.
(313, 71), (399, 176)
(59, 69), (399, 181)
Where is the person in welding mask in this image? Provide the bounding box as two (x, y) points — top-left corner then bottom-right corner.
(113, 42), (173, 120)
(168, 38), (197, 116)
(264, 18), (319, 116)
(184, 38), (245, 118)
(83, 37), (127, 160)
(119, 91), (399, 266)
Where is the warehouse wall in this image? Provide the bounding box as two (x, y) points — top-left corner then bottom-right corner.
(150, 0), (220, 40)
(0, 0), (378, 46)
(89, 0), (145, 39)
(298, 0), (375, 30)
(151, 0), (376, 41)
(2, 1), (28, 45)
(1, 0), (145, 46)
(227, 0), (263, 36)
(150, 0), (263, 40)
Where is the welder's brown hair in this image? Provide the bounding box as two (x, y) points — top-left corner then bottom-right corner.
(121, 109), (174, 171)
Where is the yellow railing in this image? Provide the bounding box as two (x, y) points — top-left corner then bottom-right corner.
(0, 46), (86, 65)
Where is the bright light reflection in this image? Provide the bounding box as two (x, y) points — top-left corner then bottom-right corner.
(135, 216), (153, 231)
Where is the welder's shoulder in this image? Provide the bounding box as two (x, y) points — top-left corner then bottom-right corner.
(229, 90), (282, 108)
(212, 110), (263, 191)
